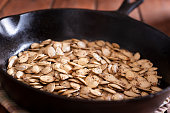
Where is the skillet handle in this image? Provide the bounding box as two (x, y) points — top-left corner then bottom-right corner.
(117, 0), (144, 15)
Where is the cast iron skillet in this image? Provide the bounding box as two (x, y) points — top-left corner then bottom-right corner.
(0, 0), (170, 113)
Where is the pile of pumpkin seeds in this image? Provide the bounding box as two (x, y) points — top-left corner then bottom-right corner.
(7, 39), (162, 100)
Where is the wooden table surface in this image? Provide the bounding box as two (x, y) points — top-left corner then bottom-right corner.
(0, 0), (170, 113)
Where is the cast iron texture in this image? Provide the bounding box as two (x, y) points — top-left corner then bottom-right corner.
(0, 0), (170, 113)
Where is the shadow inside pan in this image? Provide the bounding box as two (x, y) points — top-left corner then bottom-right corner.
(0, 9), (169, 113)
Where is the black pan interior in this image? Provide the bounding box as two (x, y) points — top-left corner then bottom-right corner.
(0, 8), (169, 98)
(0, 9), (170, 88)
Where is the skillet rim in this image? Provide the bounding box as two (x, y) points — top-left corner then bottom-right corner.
(0, 8), (170, 104)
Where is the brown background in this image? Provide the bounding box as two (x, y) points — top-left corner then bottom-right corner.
(0, 0), (170, 112)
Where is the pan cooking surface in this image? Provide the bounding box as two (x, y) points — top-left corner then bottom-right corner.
(0, 9), (170, 113)
(0, 9), (170, 86)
